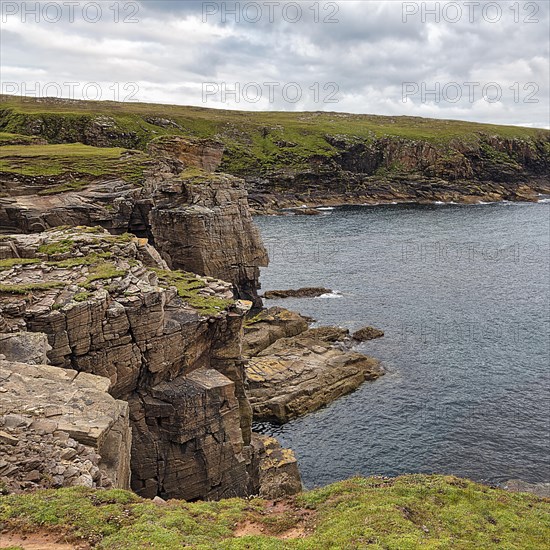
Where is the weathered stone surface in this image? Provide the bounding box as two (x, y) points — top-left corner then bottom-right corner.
(0, 332), (50, 364)
(253, 435), (302, 499)
(246, 334), (383, 423)
(302, 326), (350, 343)
(147, 136), (224, 173)
(149, 171), (268, 307)
(132, 368), (251, 500)
(243, 307), (310, 357)
(246, 134), (550, 213)
(0, 360), (131, 491)
(352, 326), (384, 342)
(0, 136), (268, 306)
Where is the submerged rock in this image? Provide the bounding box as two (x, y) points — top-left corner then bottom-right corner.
(263, 287), (332, 299)
(352, 326), (384, 342)
(292, 208), (322, 216)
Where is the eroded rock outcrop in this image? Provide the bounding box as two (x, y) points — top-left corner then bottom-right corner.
(243, 308), (383, 423)
(254, 435), (302, 499)
(0, 228), (281, 500)
(147, 167), (268, 308)
(247, 336), (383, 423)
(263, 287), (332, 299)
(0, 137), (268, 307)
(243, 307), (310, 357)
(245, 134), (550, 212)
(352, 326), (384, 342)
(0, 359), (131, 492)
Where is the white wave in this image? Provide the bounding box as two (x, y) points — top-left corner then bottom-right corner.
(317, 291), (343, 299)
(317, 207), (335, 211)
(538, 198), (550, 203)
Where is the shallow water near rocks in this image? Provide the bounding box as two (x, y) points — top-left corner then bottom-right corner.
(254, 202), (550, 489)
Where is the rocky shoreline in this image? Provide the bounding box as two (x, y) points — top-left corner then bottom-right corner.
(249, 191), (550, 216)
(0, 96), (548, 505)
(0, 125), (387, 502)
(243, 307), (384, 423)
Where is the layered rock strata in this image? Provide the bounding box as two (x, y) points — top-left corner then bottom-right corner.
(0, 137), (268, 306)
(245, 135), (550, 213)
(243, 308), (384, 423)
(0, 228), (294, 500)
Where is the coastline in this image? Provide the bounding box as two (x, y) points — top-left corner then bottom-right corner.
(250, 192), (550, 215)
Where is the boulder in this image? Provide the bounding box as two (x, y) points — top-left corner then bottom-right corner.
(301, 326), (350, 343)
(0, 332), (50, 364)
(0, 360), (131, 491)
(352, 326), (384, 342)
(253, 435), (302, 499)
(243, 307), (310, 357)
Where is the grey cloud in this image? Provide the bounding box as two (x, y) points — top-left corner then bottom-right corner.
(0, 0), (548, 127)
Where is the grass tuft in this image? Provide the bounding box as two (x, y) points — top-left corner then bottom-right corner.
(0, 282), (64, 294)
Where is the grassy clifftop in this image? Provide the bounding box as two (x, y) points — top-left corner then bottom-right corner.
(0, 95), (548, 178)
(0, 143), (151, 194)
(0, 475), (548, 549)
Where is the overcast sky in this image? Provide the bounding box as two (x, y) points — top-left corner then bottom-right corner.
(1, 0), (549, 127)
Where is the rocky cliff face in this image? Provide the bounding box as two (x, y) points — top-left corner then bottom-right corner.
(245, 134), (550, 212)
(146, 164), (268, 308)
(0, 137), (268, 306)
(0, 229), (292, 500)
(2, 97), (548, 216)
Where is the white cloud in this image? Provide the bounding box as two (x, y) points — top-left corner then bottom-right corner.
(0, 0), (548, 127)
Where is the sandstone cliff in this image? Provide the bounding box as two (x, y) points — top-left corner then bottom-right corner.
(0, 132), (268, 307)
(0, 229), (297, 500)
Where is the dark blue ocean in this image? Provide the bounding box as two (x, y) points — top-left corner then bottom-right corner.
(254, 201), (550, 488)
